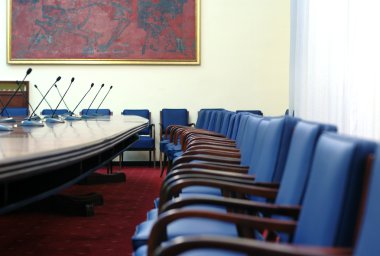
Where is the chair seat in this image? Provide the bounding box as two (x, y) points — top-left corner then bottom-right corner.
(128, 136), (155, 149)
(1, 107), (28, 117)
(132, 205), (233, 250)
(182, 186), (222, 196)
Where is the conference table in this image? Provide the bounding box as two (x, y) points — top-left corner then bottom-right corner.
(0, 115), (148, 214)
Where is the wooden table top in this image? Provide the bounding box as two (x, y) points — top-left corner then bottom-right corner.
(0, 115), (148, 181)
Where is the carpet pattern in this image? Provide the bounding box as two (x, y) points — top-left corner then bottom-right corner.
(0, 167), (162, 256)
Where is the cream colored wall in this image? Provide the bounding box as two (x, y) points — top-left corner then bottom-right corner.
(0, 0), (290, 161)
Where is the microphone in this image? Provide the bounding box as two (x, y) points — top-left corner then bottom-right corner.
(0, 68), (32, 123)
(34, 84), (54, 112)
(82, 84), (104, 118)
(21, 76), (61, 127)
(14, 80), (40, 121)
(46, 77), (75, 123)
(65, 83), (94, 121)
(95, 86), (113, 115)
(54, 84), (71, 114)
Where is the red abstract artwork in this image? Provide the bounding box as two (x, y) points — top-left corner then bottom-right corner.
(8, 0), (199, 64)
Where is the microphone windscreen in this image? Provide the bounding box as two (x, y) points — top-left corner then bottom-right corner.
(101, 84), (105, 87)
(71, 77), (75, 82)
(57, 76), (62, 81)
(91, 83), (94, 87)
(110, 86), (113, 89)
(26, 68), (32, 75)
(34, 84), (38, 88)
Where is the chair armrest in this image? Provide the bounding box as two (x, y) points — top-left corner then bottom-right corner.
(172, 154), (241, 167)
(166, 168), (255, 181)
(164, 171), (278, 189)
(160, 195), (301, 219)
(185, 140), (236, 151)
(186, 144), (240, 152)
(150, 123), (155, 140)
(147, 209), (297, 256)
(181, 149), (241, 158)
(154, 236), (352, 256)
(171, 163), (249, 173)
(159, 178), (278, 208)
(162, 173), (257, 192)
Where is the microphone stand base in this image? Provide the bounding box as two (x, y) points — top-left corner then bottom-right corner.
(27, 115), (41, 121)
(81, 114), (96, 119)
(20, 120), (44, 127)
(45, 117), (65, 123)
(65, 115), (82, 121)
(0, 124), (13, 131)
(0, 117), (16, 123)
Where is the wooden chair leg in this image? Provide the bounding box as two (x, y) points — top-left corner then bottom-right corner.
(160, 154), (167, 177)
(159, 152), (163, 170)
(153, 149), (156, 168)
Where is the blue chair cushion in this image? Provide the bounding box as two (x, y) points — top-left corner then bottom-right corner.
(128, 136), (154, 150)
(133, 245), (245, 256)
(1, 107), (28, 117)
(122, 109), (150, 135)
(132, 204), (232, 250)
(41, 109), (69, 116)
(81, 108), (111, 115)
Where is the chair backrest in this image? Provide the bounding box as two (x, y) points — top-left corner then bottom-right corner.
(229, 113), (246, 140)
(206, 111), (219, 132)
(293, 133), (376, 247)
(160, 108), (189, 131)
(238, 115), (263, 166)
(195, 109), (224, 129)
(234, 113), (251, 149)
(275, 121), (337, 206)
(81, 108), (112, 116)
(41, 109), (69, 116)
(122, 109), (151, 135)
(355, 145), (380, 255)
(219, 111), (234, 136)
(236, 110), (263, 116)
(211, 111), (225, 133)
(250, 116), (299, 184)
(1, 107), (28, 117)
(200, 110), (213, 130)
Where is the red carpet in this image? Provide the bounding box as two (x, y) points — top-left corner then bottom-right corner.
(0, 167), (162, 256)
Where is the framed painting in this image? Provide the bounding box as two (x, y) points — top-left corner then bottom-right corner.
(7, 0), (200, 65)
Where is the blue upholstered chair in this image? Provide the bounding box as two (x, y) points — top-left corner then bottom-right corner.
(131, 116), (300, 250)
(136, 133), (376, 256)
(159, 109), (190, 175)
(121, 109), (156, 167)
(80, 108), (112, 116)
(151, 139), (380, 256)
(41, 109), (69, 116)
(0, 107), (28, 117)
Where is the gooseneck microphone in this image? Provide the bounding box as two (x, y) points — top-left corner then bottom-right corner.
(54, 84), (71, 114)
(21, 76), (61, 126)
(84, 84), (104, 116)
(0, 68), (32, 123)
(70, 83), (94, 115)
(51, 77), (75, 118)
(34, 84), (53, 110)
(15, 80), (38, 120)
(95, 86), (113, 114)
